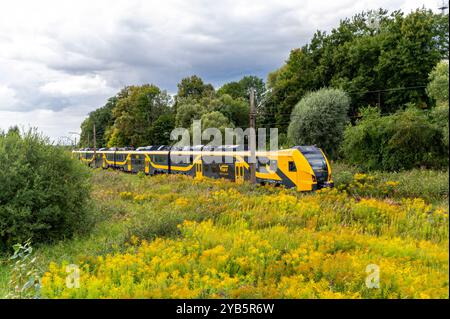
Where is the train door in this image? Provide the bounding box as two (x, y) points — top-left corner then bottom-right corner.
(102, 154), (107, 169)
(127, 155), (132, 172)
(195, 160), (203, 178)
(145, 156), (150, 175)
(235, 162), (244, 184)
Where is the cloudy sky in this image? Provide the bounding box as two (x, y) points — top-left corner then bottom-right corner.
(0, 0), (442, 141)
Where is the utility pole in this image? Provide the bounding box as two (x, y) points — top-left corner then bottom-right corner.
(87, 132), (90, 149)
(93, 124), (97, 168)
(249, 88), (256, 184)
(69, 132), (80, 149)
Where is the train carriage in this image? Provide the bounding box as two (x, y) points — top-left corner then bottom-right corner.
(74, 145), (333, 191)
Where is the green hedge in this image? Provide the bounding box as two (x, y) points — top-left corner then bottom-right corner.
(341, 107), (448, 171)
(0, 130), (92, 251)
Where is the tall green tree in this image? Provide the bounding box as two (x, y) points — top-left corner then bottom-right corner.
(105, 85), (171, 147)
(287, 88), (350, 158)
(218, 75), (265, 101)
(268, 9), (449, 133)
(176, 75), (215, 100)
(151, 114), (176, 145)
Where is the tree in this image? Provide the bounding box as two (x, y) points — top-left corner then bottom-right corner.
(427, 60), (449, 105)
(268, 9), (449, 133)
(0, 130), (91, 250)
(200, 111), (234, 141)
(212, 94), (249, 128)
(218, 75), (265, 101)
(175, 98), (207, 128)
(106, 85), (171, 147)
(175, 93), (249, 130)
(287, 88), (350, 158)
(217, 81), (242, 99)
(428, 60), (449, 149)
(176, 75), (215, 100)
(341, 107), (448, 170)
(151, 114), (175, 145)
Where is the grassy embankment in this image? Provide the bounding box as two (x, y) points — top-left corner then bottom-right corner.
(0, 164), (448, 298)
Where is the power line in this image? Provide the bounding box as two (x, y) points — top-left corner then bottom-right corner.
(439, 0), (449, 14)
(346, 85), (427, 94)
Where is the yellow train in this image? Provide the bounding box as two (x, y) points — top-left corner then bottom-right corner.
(73, 145), (333, 191)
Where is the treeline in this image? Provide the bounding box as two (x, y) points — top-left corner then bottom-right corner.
(80, 8), (449, 170)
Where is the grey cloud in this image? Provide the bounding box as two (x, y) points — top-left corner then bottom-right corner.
(0, 0), (436, 139)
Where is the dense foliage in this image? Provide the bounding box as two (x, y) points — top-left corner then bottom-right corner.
(264, 9), (448, 133)
(287, 88), (350, 158)
(427, 60), (449, 104)
(105, 85), (173, 147)
(40, 171), (448, 299)
(341, 107), (448, 171)
(0, 130), (91, 251)
(217, 75), (265, 101)
(79, 75), (257, 147)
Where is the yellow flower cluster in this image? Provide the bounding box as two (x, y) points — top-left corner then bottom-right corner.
(119, 191), (133, 200)
(39, 171), (448, 299)
(41, 216), (448, 299)
(41, 172), (449, 299)
(339, 173), (401, 197)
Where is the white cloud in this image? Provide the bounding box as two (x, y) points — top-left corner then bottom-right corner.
(0, 107), (91, 141)
(39, 75), (112, 96)
(0, 0), (441, 139)
(0, 85), (18, 109)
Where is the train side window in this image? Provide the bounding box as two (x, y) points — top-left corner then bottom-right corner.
(288, 161), (297, 172)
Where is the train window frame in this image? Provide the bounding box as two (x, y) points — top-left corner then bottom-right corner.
(288, 161), (297, 172)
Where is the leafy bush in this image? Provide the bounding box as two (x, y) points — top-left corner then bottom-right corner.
(341, 107), (448, 171)
(287, 88), (350, 158)
(0, 130), (92, 250)
(431, 104), (449, 148)
(427, 60), (449, 105)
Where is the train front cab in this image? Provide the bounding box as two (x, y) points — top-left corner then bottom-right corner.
(290, 146), (333, 191)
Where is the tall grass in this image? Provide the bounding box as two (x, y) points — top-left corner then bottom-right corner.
(332, 161), (449, 205)
(38, 170), (449, 299)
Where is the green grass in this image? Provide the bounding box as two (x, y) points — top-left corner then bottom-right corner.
(0, 263), (8, 297)
(332, 161), (449, 206)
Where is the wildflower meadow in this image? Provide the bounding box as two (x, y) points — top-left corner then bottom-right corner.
(37, 169), (448, 299)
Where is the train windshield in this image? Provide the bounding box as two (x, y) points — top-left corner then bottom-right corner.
(297, 146), (326, 170)
(296, 146), (329, 184)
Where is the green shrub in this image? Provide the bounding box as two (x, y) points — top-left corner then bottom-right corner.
(287, 88), (350, 158)
(431, 105), (449, 148)
(341, 107), (448, 171)
(427, 60), (449, 104)
(0, 130), (92, 251)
